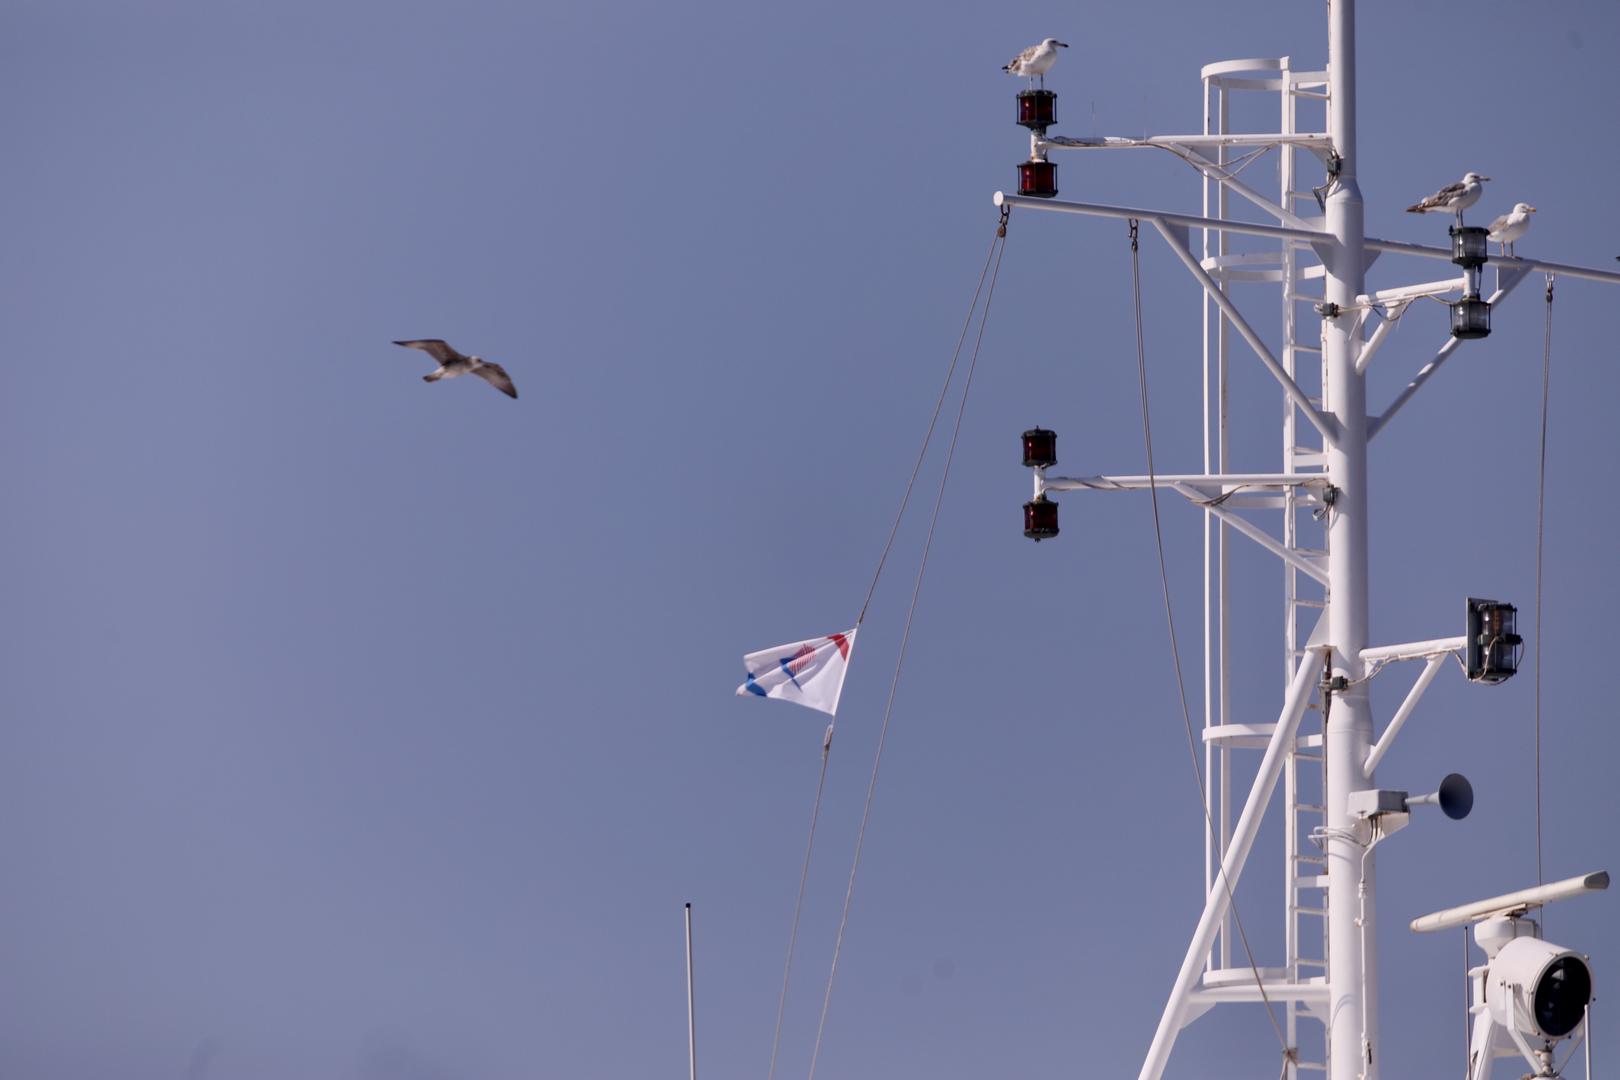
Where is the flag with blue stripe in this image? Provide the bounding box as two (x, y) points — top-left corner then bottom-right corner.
(735, 628), (857, 716)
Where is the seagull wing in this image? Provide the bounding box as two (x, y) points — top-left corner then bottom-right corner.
(1407, 180), (1467, 212)
(1004, 43), (1037, 70)
(393, 339), (466, 364)
(1486, 210), (1513, 236)
(473, 361), (519, 399)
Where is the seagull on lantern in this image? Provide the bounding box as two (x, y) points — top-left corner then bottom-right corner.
(392, 339), (518, 399)
(1486, 202), (1536, 256)
(1003, 38), (1068, 89)
(1406, 172), (1489, 225)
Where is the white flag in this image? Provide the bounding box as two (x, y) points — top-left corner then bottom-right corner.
(736, 628), (857, 716)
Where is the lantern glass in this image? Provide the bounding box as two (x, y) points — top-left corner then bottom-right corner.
(1016, 90), (1058, 131)
(1021, 427), (1057, 468)
(1450, 225), (1490, 269)
(1023, 496), (1059, 541)
(1450, 297), (1491, 339)
(1017, 159), (1058, 199)
(1466, 598), (1523, 683)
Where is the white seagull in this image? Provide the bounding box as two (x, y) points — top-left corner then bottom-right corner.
(1486, 202), (1536, 256)
(392, 339), (518, 399)
(1406, 172), (1489, 225)
(1003, 38), (1068, 89)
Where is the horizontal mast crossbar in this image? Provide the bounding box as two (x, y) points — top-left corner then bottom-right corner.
(994, 195), (1620, 286)
(994, 192), (1326, 245)
(1041, 472), (1326, 492)
(1364, 236), (1620, 286)
(1041, 132), (1332, 150)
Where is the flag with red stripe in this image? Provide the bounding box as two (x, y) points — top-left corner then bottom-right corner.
(736, 629), (857, 716)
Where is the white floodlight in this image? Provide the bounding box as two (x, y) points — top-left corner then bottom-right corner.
(1413, 872), (1607, 1080)
(1487, 936), (1593, 1040)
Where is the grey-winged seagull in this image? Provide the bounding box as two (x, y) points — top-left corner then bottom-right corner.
(393, 339), (518, 399)
(1003, 38), (1068, 89)
(1406, 172), (1489, 225)
(1486, 202), (1536, 256)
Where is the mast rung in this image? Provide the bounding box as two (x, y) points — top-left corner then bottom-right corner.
(1294, 803), (1326, 814)
(1294, 874), (1330, 889)
(1292, 751), (1324, 761)
(1290, 88), (1330, 100)
(1296, 957), (1329, 968)
(1291, 905), (1328, 916)
(1291, 547), (1327, 558)
(1296, 1061), (1329, 1071)
(1292, 854), (1327, 865)
(1289, 342), (1323, 353)
(1289, 595), (1327, 609)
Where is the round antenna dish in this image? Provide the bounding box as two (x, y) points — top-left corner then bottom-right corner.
(1438, 772), (1473, 820)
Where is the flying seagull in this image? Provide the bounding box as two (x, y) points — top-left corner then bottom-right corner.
(1406, 172), (1489, 225)
(392, 339), (518, 399)
(1486, 202), (1536, 256)
(1003, 38), (1068, 89)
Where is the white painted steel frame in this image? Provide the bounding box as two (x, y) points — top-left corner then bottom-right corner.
(997, 2), (1620, 1077)
(1361, 655), (1446, 776)
(1138, 651), (1326, 1080)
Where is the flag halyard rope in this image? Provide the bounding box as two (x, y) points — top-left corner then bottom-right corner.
(768, 211), (1010, 1080)
(805, 212), (1010, 1080)
(765, 726), (834, 1080)
(856, 206), (1010, 628)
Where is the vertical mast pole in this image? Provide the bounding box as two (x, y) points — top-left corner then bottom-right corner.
(686, 902), (698, 1080)
(1322, 2), (1377, 1079)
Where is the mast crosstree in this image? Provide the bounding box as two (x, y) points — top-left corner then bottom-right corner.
(996, 2), (1620, 1078)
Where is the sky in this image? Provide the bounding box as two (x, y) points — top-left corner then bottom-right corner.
(4, 1), (1620, 1077)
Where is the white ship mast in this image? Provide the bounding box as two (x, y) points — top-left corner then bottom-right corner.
(996, 2), (1620, 1078)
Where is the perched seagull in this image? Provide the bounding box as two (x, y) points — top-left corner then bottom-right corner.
(1003, 38), (1068, 89)
(1486, 202), (1536, 256)
(392, 339), (518, 399)
(1406, 172), (1489, 225)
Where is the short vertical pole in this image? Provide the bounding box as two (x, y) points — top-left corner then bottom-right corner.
(1585, 1004), (1592, 1079)
(686, 902), (698, 1080)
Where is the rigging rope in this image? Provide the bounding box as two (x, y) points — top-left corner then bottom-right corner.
(765, 725), (833, 1080)
(1461, 926), (1472, 1076)
(805, 209), (1011, 1080)
(1127, 219), (1289, 1056)
(1534, 273), (1554, 892)
(854, 212), (1008, 627)
(767, 212), (1010, 1080)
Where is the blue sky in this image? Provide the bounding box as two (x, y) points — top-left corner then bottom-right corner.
(4, 1), (1619, 1077)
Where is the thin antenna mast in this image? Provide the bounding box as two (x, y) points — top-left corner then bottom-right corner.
(685, 902), (697, 1080)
